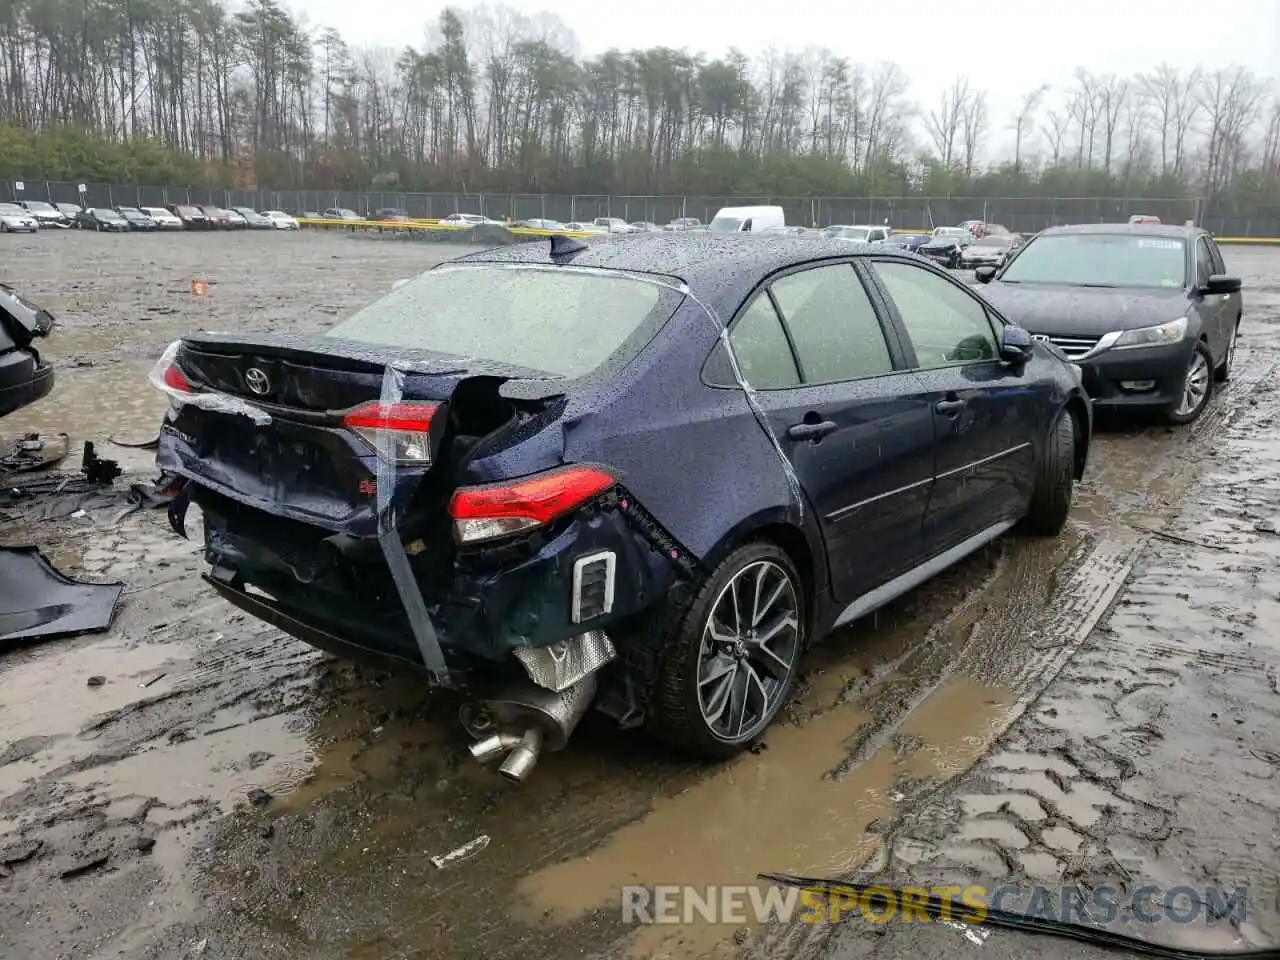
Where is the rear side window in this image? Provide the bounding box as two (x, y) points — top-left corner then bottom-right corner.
(770, 264), (894, 383)
(722, 296), (801, 389)
(326, 265), (673, 379)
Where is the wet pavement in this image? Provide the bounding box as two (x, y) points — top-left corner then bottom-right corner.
(1, 230), (1278, 960)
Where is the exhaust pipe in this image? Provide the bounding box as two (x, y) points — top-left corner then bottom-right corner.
(466, 673), (598, 783)
(498, 727), (544, 782)
(468, 732), (524, 763)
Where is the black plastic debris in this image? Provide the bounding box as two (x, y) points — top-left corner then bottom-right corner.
(107, 433), (161, 450)
(81, 441), (122, 485)
(0, 546), (124, 650)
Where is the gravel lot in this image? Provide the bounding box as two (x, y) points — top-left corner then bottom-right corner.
(1, 229), (1277, 960)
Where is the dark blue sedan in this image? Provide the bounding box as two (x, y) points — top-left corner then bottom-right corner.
(153, 233), (1091, 771)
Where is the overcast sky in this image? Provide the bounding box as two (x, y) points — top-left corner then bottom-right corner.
(289, 0), (1278, 155)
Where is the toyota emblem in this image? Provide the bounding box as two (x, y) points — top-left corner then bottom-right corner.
(1031, 334), (1051, 343)
(244, 367), (270, 395)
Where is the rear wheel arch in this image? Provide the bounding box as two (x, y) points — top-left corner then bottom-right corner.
(699, 513), (823, 634)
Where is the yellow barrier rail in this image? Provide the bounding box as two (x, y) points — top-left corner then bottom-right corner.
(295, 216), (599, 238)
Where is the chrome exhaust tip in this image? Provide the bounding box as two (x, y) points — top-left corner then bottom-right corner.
(498, 727), (544, 783)
(468, 732), (524, 764)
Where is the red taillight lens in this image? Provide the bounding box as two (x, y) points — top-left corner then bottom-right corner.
(343, 401), (440, 464)
(448, 465), (615, 544)
(162, 363), (192, 393)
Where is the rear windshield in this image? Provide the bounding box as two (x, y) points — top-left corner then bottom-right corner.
(999, 233), (1187, 288)
(325, 265), (676, 379)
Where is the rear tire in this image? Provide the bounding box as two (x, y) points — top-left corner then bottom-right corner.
(1023, 410), (1075, 536)
(646, 541), (805, 760)
(1163, 341), (1214, 425)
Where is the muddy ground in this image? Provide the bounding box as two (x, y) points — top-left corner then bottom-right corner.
(1, 230), (1277, 960)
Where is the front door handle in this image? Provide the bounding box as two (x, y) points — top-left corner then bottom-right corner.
(788, 419), (838, 441)
(935, 398), (966, 414)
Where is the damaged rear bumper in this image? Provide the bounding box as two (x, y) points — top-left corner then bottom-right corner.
(187, 482), (686, 689)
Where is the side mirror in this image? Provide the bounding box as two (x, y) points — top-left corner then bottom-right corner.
(974, 266), (997, 284)
(1201, 274), (1242, 295)
(999, 324), (1035, 364)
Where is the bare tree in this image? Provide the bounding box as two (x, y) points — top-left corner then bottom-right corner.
(1068, 68), (1101, 167)
(1041, 108), (1071, 167)
(1011, 84), (1049, 171)
(1138, 64), (1203, 177)
(960, 89), (988, 174)
(1095, 74), (1129, 173)
(1197, 66), (1264, 196)
(924, 75), (970, 167)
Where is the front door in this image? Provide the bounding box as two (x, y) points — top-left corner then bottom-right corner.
(1193, 235), (1235, 365)
(722, 262), (936, 602)
(863, 258), (1039, 555)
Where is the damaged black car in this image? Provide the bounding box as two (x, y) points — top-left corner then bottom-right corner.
(0, 284), (55, 417)
(153, 233), (1090, 774)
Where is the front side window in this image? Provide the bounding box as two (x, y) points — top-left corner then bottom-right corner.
(326, 265), (673, 380)
(999, 233), (1187, 289)
(872, 260), (997, 369)
(1205, 237), (1227, 275)
(1195, 238), (1214, 286)
(770, 264), (894, 383)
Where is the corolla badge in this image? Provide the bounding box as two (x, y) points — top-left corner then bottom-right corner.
(244, 367), (270, 395)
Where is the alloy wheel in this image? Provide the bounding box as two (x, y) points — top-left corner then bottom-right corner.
(1175, 350), (1211, 417)
(696, 560), (801, 742)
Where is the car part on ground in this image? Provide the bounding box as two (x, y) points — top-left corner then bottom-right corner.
(974, 223), (1243, 426)
(0, 432), (69, 475)
(153, 233), (1091, 774)
(0, 283), (55, 417)
(0, 545), (124, 649)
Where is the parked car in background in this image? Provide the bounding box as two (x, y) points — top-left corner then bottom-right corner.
(55, 202), (84, 221)
(153, 232), (1090, 765)
(563, 221), (608, 234)
(919, 228), (974, 268)
(881, 233), (932, 253)
(374, 208), (411, 223)
(232, 207), (274, 229)
(76, 208), (131, 232)
(141, 206), (185, 229)
(664, 217), (702, 231)
(0, 203), (39, 233)
(440, 213), (501, 227)
(513, 218), (566, 231)
(196, 205), (232, 228)
(323, 207), (365, 221)
(593, 217), (638, 233)
(974, 223), (1241, 425)
(0, 284), (55, 417)
(170, 204), (213, 229)
(116, 206), (158, 231)
(630, 221), (662, 232)
(264, 210), (300, 230)
(822, 224), (891, 244)
(960, 233), (1016, 268)
(709, 205), (785, 233)
(18, 200), (72, 228)
(221, 209), (249, 229)
(300, 211), (322, 220)
(762, 225), (815, 237)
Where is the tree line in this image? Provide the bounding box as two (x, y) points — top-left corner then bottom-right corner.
(1, 0), (1278, 208)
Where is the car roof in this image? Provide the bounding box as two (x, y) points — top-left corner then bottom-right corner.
(1039, 222), (1199, 239)
(453, 233), (918, 310)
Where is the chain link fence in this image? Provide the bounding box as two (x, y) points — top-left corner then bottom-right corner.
(4, 179), (1274, 236)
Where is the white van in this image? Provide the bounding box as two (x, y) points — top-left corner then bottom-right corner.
(708, 205), (785, 233)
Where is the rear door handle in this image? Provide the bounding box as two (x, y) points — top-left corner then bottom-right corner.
(788, 419), (838, 441)
(935, 398), (966, 414)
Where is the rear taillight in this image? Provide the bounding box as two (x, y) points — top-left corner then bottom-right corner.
(448, 465), (615, 544)
(343, 401), (440, 464)
(162, 363), (192, 393)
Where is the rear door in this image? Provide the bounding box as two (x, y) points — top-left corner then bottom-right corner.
(863, 258), (1040, 555)
(714, 261), (937, 602)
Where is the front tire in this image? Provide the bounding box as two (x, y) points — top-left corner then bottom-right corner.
(1215, 319), (1240, 383)
(646, 542), (805, 760)
(1024, 410), (1076, 536)
(1164, 341), (1214, 425)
